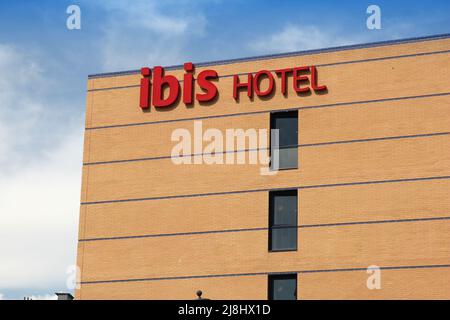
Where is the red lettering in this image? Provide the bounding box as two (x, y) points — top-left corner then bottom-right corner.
(138, 64), (327, 110)
(275, 68), (292, 96)
(311, 66), (327, 91)
(233, 74), (253, 101)
(183, 62), (194, 105)
(253, 70), (275, 97)
(152, 66), (180, 108)
(293, 66), (310, 93)
(196, 70), (219, 102)
(139, 67), (151, 109)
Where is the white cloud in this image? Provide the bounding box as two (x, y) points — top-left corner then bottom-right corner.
(0, 44), (47, 169)
(90, 0), (207, 71)
(102, 1), (191, 35)
(0, 293), (4, 300)
(0, 44), (83, 293)
(249, 24), (362, 54)
(249, 19), (423, 56)
(0, 130), (82, 289)
(28, 294), (58, 300)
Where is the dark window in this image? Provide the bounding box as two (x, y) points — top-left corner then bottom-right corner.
(268, 274), (297, 300)
(270, 111), (298, 169)
(269, 190), (298, 251)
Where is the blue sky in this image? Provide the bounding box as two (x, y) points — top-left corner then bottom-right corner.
(0, 0), (449, 300)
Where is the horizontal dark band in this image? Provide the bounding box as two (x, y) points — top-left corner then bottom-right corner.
(80, 263), (450, 285)
(79, 215), (450, 242)
(87, 33), (450, 79)
(83, 131), (450, 166)
(85, 91), (450, 130)
(80, 175), (450, 205)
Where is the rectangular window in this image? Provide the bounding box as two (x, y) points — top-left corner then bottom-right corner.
(268, 274), (297, 300)
(270, 111), (298, 169)
(269, 190), (298, 251)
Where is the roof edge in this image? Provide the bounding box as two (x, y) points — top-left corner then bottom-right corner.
(88, 33), (450, 79)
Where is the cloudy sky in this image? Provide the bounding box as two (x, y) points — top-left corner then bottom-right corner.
(0, 0), (449, 300)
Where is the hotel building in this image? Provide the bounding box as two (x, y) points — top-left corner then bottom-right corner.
(76, 34), (450, 299)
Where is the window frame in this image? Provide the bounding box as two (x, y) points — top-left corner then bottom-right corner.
(268, 273), (298, 300)
(268, 189), (298, 252)
(269, 110), (299, 170)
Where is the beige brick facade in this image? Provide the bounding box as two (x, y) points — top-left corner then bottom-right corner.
(76, 35), (450, 299)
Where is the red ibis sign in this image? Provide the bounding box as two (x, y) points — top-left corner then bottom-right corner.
(139, 62), (327, 109)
